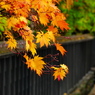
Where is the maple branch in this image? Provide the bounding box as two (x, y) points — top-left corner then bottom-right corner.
(44, 53), (59, 64)
(0, 0), (69, 80)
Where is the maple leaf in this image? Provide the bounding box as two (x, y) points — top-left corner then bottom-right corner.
(0, 1), (11, 11)
(29, 42), (37, 56)
(38, 13), (49, 25)
(7, 16), (19, 29)
(9, 1), (30, 17)
(19, 27), (34, 41)
(55, 43), (67, 55)
(52, 64), (68, 81)
(1, 0), (70, 80)
(47, 25), (58, 35)
(24, 54), (46, 76)
(19, 16), (27, 23)
(36, 31), (50, 47)
(57, 20), (70, 30)
(15, 21), (27, 29)
(23, 53), (29, 61)
(6, 38), (17, 49)
(7, 16), (27, 32)
(36, 31), (55, 47)
(32, 0), (49, 10)
(60, 64), (69, 73)
(47, 31), (55, 42)
(12, 16), (27, 29)
(54, 68), (65, 81)
(4, 30), (17, 49)
(51, 12), (70, 30)
(25, 40), (30, 51)
(26, 40), (37, 56)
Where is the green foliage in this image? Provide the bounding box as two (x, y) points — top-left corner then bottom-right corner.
(0, 16), (7, 40)
(59, 0), (95, 35)
(0, 16), (7, 32)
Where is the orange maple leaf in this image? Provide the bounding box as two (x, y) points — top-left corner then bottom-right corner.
(47, 25), (58, 34)
(52, 64), (68, 81)
(55, 43), (67, 55)
(24, 54), (46, 76)
(51, 12), (70, 30)
(57, 20), (70, 30)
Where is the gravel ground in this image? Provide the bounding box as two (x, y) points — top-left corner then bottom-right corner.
(88, 85), (95, 95)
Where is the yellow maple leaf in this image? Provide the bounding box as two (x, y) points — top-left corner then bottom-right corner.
(0, 1), (11, 11)
(26, 40), (37, 56)
(7, 17), (19, 29)
(25, 40), (30, 51)
(19, 16), (27, 23)
(38, 13), (49, 25)
(36, 31), (55, 47)
(47, 31), (55, 42)
(24, 54), (46, 76)
(55, 43), (67, 55)
(36, 31), (50, 47)
(53, 67), (66, 81)
(32, 0), (49, 11)
(60, 64), (69, 73)
(6, 38), (17, 49)
(4, 30), (17, 49)
(29, 42), (37, 56)
(52, 64), (68, 81)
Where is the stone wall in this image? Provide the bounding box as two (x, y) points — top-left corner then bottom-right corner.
(67, 71), (94, 95)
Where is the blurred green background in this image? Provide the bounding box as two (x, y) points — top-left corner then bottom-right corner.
(59, 0), (95, 36)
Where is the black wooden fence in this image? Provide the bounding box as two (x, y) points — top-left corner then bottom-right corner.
(0, 37), (94, 95)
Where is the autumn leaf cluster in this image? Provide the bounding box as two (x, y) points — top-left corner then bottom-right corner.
(0, 0), (69, 80)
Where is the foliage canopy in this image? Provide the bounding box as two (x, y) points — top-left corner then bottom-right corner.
(0, 0), (71, 80)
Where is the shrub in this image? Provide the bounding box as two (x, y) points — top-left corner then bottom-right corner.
(59, 0), (95, 35)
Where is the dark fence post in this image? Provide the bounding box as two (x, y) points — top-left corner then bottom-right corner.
(91, 38), (95, 67)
